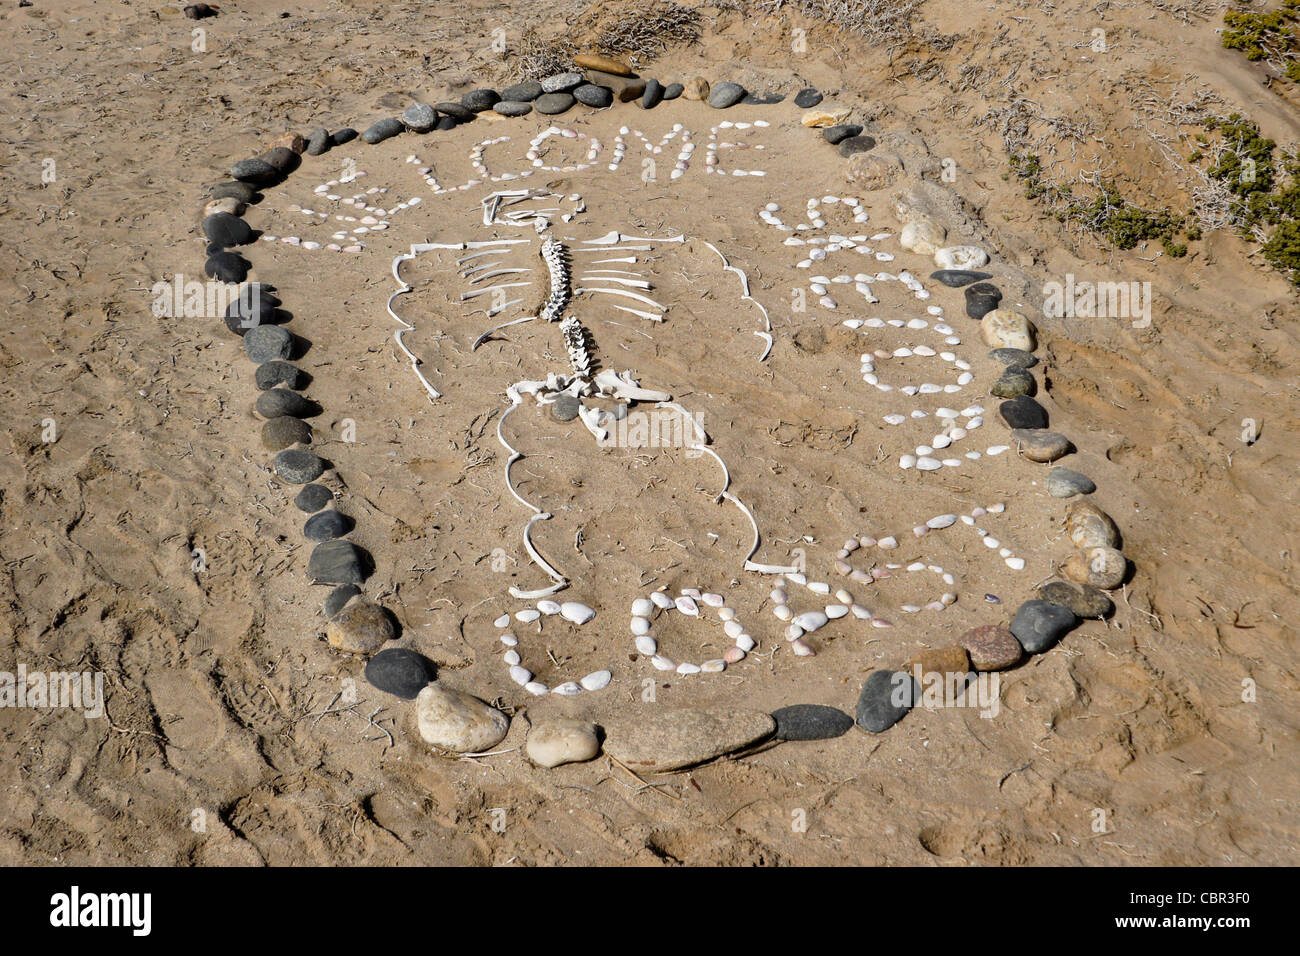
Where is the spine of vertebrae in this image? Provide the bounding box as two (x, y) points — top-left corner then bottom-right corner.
(541, 237), (594, 379)
(540, 238), (571, 323)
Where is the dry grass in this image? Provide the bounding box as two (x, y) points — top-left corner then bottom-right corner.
(752, 0), (925, 47)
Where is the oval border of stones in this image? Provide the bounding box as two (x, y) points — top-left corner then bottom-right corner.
(195, 58), (1131, 761)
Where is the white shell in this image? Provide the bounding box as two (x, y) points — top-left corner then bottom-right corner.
(724, 619), (744, 639)
(524, 681), (550, 696)
(674, 596), (699, 616)
(509, 665), (532, 685)
(736, 635), (756, 652)
(580, 670), (611, 691)
(500, 633), (518, 647)
(538, 599), (562, 615)
(560, 601), (596, 624)
(793, 611), (830, 632)
(635, 635), (658, 655)
(825, 604), (849, 619)
(516, 609), (541, 623)
(774, 605), (794, 622)
(493, 614), (511, 628)
(928, 514), (957, 529)
(650, 591), (674, 609)
(504, 650), (521, 666)
(702, 592), (724, 607)
(700, 660), (726, 673)
(677, 662), (701, 675)
(631, 598), (654, 617)
(631, 616), (651, 635)
(552, 681), (583, 696)
(651, 655), (676, 671)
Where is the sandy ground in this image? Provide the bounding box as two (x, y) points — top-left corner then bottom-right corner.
(0, 0), (1296, 866)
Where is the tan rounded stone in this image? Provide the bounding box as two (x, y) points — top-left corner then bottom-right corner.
(325, 601), (396, 654)
(900, 218), (946, 255)
(1066, 500), (1120, 549)
(681, 76), (710, 101)
(204, 196), (245, 217)
(526, 718), (600, 768)
(574, 52), (633, 76)
(415, 683), (510, 753)
(274, 132), (307, 154)
(604, 708), (774, 772)
(801, 106), (850, 128)
(981, 308), (1036, 351)
(1064, 547), (1127, 590)
(959, 625), (1023, 671)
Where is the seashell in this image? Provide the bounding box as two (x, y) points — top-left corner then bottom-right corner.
(553, 681), (583, 696)
(724, 619), (744, 639)
(718, 607), (736, 621)
(871, 618), (894, 628)
(631, 598), (654, 617)
(702, 592), (724, 607)
(987, 445), (1010, 455)
(879, 536), (898, 550)
(494, 614), (511, 628)
(735, 635), (756, 652)
(859, 537), (877, 548)
(677, 662), (701, 675)
(700, 660), (727, 673)
(785, 624), (805, 642)
(834, 559), (852, 575)
(826, 605), (849, 619)
(925, 601), (946, 611)
(774, 605), (793, 622)
(681, 588), (702, 599)
(525, 681), (550, 696)
(917, 457), (942, 470)
(538, 599), (562, 615)
(651, 655), (676, 671)
(788, 572), (808, 586)
(988, 503), (1005, 513)
(928, 514), (957, 529)
(631, 616), (651, 635)
(851, 604), (873, 619)
(914, 525), (929, 537)
(516, 609), (541, 623)
(650, 591), (674, 609)
(850, 570), (872, 584)
(500, 634), (518, 647)
(1006, 557), (1026, 570)
(771, 588), (788, 604)
(901, 604), (921, 613)
(790, 638), (815, 657)
(793, 611), (829, 632)
(580, 670), (611, 691)
(674, 596), (699, 616)
(560, 601), (596, 624)
(984, 537), (1001, 548)
(941, 593), (957, 605)
(872, 568), (892, 580)
(723, 646), (746, 664)
(635, 635), (658, 656)
(510, 665), (533, 685)
(809, 582), (830, 595)
(900, 455), (917, 470)
(504, 650), (522, 666)
(835, 589), (854, 604)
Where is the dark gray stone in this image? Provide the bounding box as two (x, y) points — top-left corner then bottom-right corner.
(244, 325), (293, 363)
(306, 128), (331, 155)
(823, 124), (862, 145)
(1039, 581), (1113, 619)
(330, 128), (358, 146)
(794, 88), (823, 108)
(402, 102), (439, 132)
(255, 360), (302, 390)
(574, 83), (613, 108)
(224, 293), (280, 334)
(205, 252), (250, 284)
(361, 117), (404, 144)
(999, 395), (1048, 430)
(304, 509), (350, 542)
(662, 82), (683, 100)
(262, 416), (312, 451)
(461, 88), (500, 112)
(741, 91), (784, 105)
(991, 365), (1036, 398)
(230, 157), (279, 185)
(202, 212), (254, 249)
(256, 388), (312, 419)
(493, 100), (532, 117)
(989, 347), (1038, 368)
(965, 282), (1002, 319)
(307, 539), (365, 585)
(258, 147), (299, 175)
(771, 704), (854, 741)
(550, 394), (580, 422)
(707, 81), (746, 108)
(502, 80), (543, 101)
(837, 134), (876, 157)
(855, 670), (918, 734)
(535, 92), (576, 115)
(295, 483), (333, 513)
(435, 114), (458, 131)
(322, 584), (361, 618)
(1010, 600), (1078, 653)
(540, 72), (582, 93)
(211, 181), (260, 203)
(365, 648), (435, 699)
(641, 78), (664, 109)
(1045, 467), (1095, 498)
(274, 448), (324, 484)
(930, 269), (992, 288)
(435, 102), (475, 123)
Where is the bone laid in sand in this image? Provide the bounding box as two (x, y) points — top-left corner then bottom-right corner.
(499, 383), (569, 598)
(573, 287), (668, 311)
(461, 259), (505, 276)
(461, 282), (532, 300)
(388, 244), (449, 399)
(701, 240), (773, 362)
(611, 304), (664, 322)
(592, 256), (638, 264)
(594, 369), (670, 402)
(472, 314), (538, 350)
(469, 267), (531, 284)
(578, 276), (652, 289)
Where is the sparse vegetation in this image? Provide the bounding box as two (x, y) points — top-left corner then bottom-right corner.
(1221, 0), (1300, 81)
